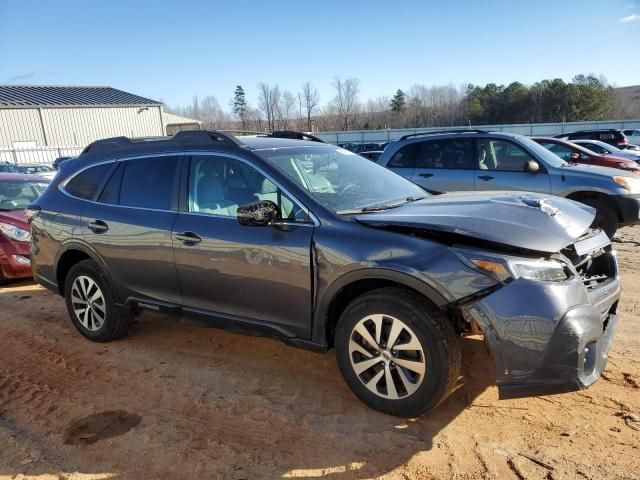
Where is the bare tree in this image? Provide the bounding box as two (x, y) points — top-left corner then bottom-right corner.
(257, 82), (281, 132)
(301, 81), (320, 131)
(279, 91), (297, 130)
(332, 77), (360, 131)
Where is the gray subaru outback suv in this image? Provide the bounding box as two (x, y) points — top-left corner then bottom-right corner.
(28, 130), (620, 416)
(377, 129), (640, 237)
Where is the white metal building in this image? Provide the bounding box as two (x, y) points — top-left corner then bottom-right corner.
(0, 85), (170, 150)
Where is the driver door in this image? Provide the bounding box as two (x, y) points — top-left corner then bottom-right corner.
(172, 153), (315, 338)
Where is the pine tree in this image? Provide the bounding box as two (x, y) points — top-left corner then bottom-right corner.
(232, 85), (248, 129)
(390, 89), (406, 113)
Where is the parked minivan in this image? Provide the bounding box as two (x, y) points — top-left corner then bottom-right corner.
(378, 129), (640, 237)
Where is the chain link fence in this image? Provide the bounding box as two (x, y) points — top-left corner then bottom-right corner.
(0, 146), (83, 166)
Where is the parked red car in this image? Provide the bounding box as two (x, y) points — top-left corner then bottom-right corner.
(533, 137), (640, 173)
(0, 173), (49, 284)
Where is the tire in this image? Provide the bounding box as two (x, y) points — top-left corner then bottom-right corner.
(581, 198), (618, 238)
(64, 259), (133, 342)
(335, 287), (461, 417)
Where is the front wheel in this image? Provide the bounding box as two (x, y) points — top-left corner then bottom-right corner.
(581, 198), (618, 238)
(335, 288), (461, 417)
(64, 259), (133, 342)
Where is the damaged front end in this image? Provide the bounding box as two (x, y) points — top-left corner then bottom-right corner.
(459, 229), (619, 398)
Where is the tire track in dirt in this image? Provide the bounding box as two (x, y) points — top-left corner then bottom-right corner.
(0, 326), (413, 478)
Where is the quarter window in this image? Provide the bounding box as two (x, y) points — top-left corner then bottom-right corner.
(119, 156), (179, 210)
(65, 163), (114, 200)
(477, 140), (536, 172)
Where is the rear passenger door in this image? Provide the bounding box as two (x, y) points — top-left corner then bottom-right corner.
(474, 139), (551, 193)
(410, 139), (475, 192)
(72, 155), (183, 305)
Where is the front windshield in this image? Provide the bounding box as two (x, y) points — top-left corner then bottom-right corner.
(256, 145), (427, 214)
(519, 136), (569, 167)
(0, 181), (48, 211)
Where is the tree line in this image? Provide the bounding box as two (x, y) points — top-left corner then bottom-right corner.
(167, 74), (636, 133)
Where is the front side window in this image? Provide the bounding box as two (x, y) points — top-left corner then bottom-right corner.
(118, 156), (179, 210)
(256, 145), (427, 214)
(189, 155), (308, 222)
(477, 139), (536, 172)
(65, 163), (114, 200)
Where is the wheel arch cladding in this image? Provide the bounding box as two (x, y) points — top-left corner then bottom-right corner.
(319, 273), (449, 348)
(56, 249), (92, 295)
(566, 191), (622, 222)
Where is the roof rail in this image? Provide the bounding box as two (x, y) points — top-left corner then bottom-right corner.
(268, 131), (326, 143)
(399, 129), (490, 140)
(81, 130), (242, 155)
(219, 129), (266, 136)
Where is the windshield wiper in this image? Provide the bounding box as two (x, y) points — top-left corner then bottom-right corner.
(337, 196), (427, 215)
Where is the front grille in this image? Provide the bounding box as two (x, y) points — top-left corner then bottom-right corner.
(561, 229), (616, 291)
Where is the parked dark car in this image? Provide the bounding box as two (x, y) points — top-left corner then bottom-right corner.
(29, 131), (620, 416)
(0, 173), (49, 284)
(572, 140), (640, 161)
(52, 156), (75, 171)
(377, 129), (640, 237)
(532, 137), (640, 173)
(359, 150), (384, 162)
(0, 162), (29, 174)
(555, 129), (630, 150)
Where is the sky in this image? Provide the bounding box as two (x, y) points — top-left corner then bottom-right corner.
(1, 0), (639, 110)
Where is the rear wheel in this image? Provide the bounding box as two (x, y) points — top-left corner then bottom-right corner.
(335, 288), (461, 417)
(64, 259), (133, 342)
(581, 198), (618, 238)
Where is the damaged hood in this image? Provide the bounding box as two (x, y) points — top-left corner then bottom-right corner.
(355, 191), (595, 253)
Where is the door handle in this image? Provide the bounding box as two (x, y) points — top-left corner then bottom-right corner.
(174, 231), (202, 245)
(88, 220), (108, 233)
(477, 175), (494, 181)
(418, 173), (433, 178)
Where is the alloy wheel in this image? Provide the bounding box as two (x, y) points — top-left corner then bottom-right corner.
(70, 275), (106, 331)
(348, 314), (426, 400)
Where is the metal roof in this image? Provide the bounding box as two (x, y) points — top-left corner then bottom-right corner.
(0, 85), (162, 108)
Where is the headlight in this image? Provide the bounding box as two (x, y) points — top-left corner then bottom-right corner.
(0, 222), (31, 242)
(455, 250), (569, 283)
(618, 163), (640, 172)
(613, 175), (640, 193)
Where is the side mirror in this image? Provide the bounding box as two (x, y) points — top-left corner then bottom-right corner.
(524, 160), (540, 173)
(237, 200), (279, 227)
(569, 152), (580, 161)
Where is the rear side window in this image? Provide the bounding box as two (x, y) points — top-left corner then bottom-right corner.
(65, 163), (114, 200)
(119, 156), (180, 210)
(414, 140), (474, 169)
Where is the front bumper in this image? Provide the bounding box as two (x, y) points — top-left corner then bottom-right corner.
(614, 194), (640, 226)
(0, 236), (32, 280)
(464, 274), (620, 399)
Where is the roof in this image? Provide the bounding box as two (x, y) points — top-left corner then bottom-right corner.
(0, 85), (162, 108)
(240, 136), (328, 150)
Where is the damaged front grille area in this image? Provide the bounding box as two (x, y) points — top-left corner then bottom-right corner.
(561, 229), (617, 291)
